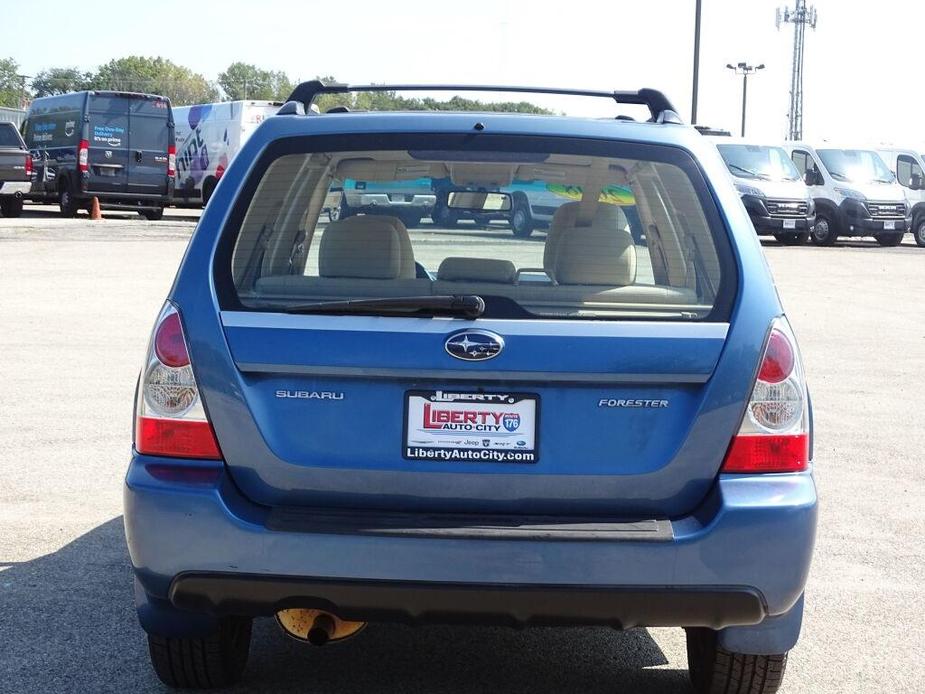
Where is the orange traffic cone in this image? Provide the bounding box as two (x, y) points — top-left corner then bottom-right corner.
(89, 196), (102, 220)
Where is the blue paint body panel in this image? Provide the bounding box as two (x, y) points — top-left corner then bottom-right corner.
(124, 106), (817, 655)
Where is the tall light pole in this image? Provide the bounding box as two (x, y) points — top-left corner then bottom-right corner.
(691, 0), (703, 124)
(726, 62), (765, 137)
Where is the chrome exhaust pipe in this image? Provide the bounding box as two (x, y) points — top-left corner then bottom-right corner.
(276, 608), (366, 646)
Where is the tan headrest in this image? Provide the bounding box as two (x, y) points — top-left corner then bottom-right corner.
(544, 202), (630, 278)
(319, 215), (415, 280)
(437, 257), (516, 284)
(554, 210), (637, 286)
(543, 201), (580, 274)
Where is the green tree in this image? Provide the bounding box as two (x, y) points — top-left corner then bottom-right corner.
(91, 56), (219, 105)
(217, 62), (293, 101)
(31, 67), (92, 97)
(0, 57), (26, 108)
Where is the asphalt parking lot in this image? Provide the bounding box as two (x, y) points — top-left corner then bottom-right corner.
(1, 206), (924, 693)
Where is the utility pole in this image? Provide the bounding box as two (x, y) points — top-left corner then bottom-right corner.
(691, 0), (702, 124)
(777, 1), (818, 140)
(17, 74), (30, 109)
(726, 63), (765, 137)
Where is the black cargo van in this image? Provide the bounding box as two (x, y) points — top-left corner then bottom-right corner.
(23, 91), (175, 219)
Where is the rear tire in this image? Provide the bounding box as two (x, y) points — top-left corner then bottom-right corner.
(875, 232), (904, 247)
(59, 185), (79, 218)
(510, 199), (534, 238)
(339, 196), (355, 220)
(141, 208), (164, 221)
(147, 617), (252, 689)
(914, 218), (925, 248)
(686, 628), (788, 694)
(810, 214), (837, 246)
(432, 203), (458, 228)
(201, 178), (217, 207)
(399, 211), (423, 229)
(1, 197), (24, 217)
(773, 231), (809, 246)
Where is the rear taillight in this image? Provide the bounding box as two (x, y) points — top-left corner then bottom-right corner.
(135, 302), (221, 459)
(24, 154), (33, 176)
(167, 144), (176, 177)
(722, 318), (809, 474)
(78, 139), (89, 173)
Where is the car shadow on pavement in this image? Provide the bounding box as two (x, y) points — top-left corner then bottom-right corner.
(0, 517), (693, 694)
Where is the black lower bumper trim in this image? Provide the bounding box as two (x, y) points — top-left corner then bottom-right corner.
(169, 574), (766, 629)
(267, 506), (673, 541)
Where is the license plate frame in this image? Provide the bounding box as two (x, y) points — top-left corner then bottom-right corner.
(403, 390), (539, 463)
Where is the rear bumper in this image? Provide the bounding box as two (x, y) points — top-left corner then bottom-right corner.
(171, 573), (764, 628)
(0, 181), (31, 196)
(125, 456), (816, 637)
(352, 194), (436, 209)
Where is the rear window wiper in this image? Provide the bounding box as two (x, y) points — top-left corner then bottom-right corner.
(278, 294), (485, 318)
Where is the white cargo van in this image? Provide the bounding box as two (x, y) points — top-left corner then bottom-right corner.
(876, 147), (925, 247)
(783, 143), (909, 246)
(709, 138), (816, 245)
(172, 100), (281, 206)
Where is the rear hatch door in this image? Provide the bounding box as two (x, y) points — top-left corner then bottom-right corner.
(87, 95), (129, 194)
(215, 312), (733, 517)
(194, 130), (751, 518)
(126, 96), (171, 197)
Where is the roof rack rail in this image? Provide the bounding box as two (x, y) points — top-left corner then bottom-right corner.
(279, 81), (683, 124)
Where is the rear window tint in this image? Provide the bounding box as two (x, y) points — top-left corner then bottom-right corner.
(130, 114), (169, 151)
(0, 123), (23, 148)
(224, 136), (732, 321)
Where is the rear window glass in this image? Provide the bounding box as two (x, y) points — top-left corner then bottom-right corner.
(130, 114), (169, 151)
(226, 139), (730, 321)
(0, 123), (23, 148)
(129, 98), (171, 151)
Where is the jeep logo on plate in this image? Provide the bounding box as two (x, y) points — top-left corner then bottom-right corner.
(444, 330), (504, 361)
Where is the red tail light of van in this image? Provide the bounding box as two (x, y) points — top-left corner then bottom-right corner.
(167, 144), (176, 177)
(78, 140), (89, 173)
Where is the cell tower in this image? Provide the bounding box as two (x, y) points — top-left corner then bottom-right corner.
(777, 1), (818, 140)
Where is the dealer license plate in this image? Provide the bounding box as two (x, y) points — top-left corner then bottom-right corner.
(404, 390), (538, 463)
(883, 220), (896, 230)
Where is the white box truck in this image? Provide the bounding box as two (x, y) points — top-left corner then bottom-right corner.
(172, 100), (280, 206)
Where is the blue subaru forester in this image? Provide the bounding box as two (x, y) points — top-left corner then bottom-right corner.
(125, 82), (817, 693)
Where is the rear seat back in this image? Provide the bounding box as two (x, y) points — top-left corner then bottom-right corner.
(257, 209), (692, 311)
(320, 215), (417, 280)
(255, 215), (431, 298)
(553, 203), (637, 286)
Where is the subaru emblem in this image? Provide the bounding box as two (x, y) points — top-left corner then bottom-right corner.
(445, 330), (504, 362)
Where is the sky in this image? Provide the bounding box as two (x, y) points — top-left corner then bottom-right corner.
(1, 0), (921, 147)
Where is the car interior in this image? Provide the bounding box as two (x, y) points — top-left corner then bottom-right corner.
(231, 150), (723, 319)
